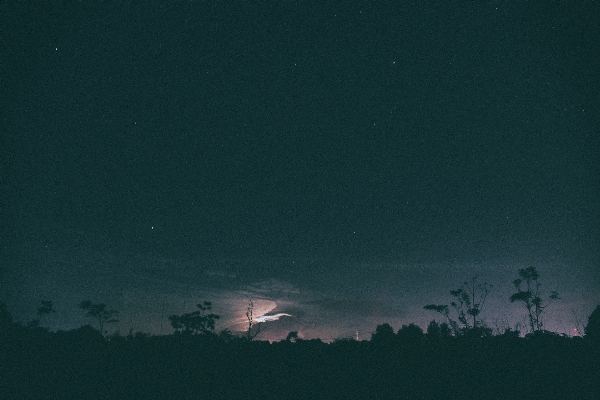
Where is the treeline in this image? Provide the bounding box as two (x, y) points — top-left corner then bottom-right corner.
(2, 305), (600, 399)
(2, 266), (600, 399)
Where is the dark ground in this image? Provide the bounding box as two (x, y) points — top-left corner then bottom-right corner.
(2, 313), (599, 400)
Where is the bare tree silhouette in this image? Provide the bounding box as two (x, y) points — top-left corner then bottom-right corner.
(246, 300), (261, 341)
(509, 267), (559, 333)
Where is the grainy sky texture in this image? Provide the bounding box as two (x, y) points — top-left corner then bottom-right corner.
(2, 1), (599, 341)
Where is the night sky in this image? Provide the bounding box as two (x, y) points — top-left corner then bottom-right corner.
(2, 2), (599, 341)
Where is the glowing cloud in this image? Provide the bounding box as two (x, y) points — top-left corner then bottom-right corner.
(255, 313), (292, 323)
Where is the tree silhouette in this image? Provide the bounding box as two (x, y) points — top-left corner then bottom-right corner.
(509, 267), (559, 333)
(28, 300), (56, 329)
(285, 331), (299, 342)
(218, 328), (236, 342)
(423, 304), (459, 334)
(0, 302), (16, 334)
(426, 320), (441, 338)
(37, 300), (55, 316)
(396, 323), (424, 344)
(426, 320), (453, 341)
(79, 300), (120, 335)
(168, 301), (220, 335)
(584, 305), (600, 342)
(424, 275), (492, 336)
(371, 323), (395, 344)
(245, 300), (261, 341)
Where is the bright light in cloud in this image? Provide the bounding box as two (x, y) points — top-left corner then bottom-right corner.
(255, 313), (292, 323)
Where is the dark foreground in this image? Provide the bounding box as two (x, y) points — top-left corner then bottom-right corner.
(2, 326), (600, 400)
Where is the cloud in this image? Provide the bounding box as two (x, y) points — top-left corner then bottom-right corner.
(245, 278), (301, 296)
(255, 313), (292, 323)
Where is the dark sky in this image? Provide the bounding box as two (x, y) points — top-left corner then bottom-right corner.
(2, 2), (599, 340)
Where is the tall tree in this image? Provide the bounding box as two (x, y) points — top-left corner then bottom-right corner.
(246, 300), (261, 341)
(509, 267), (559, 333)
(79, 301), (119, 335)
